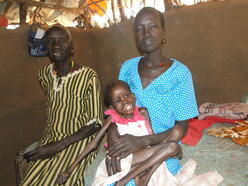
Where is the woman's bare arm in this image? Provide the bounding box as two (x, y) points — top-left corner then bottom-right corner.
(108, 119), (188, 159)
(116, 142), (181, 186)
(24, 122), (101, 161)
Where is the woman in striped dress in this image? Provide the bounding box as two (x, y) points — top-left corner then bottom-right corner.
(21, 26), (103, 186)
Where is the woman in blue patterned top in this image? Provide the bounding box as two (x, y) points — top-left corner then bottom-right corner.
(106, 7), (199, 185)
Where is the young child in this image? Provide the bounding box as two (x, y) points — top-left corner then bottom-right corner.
(57, 80), (223, 186)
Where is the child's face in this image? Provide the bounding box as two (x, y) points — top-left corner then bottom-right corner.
(110, 85), (135, 118)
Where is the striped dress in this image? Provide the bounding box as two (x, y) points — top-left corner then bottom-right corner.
(22, 64), (103, 186)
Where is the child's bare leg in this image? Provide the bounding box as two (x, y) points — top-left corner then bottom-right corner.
(56, 118), (113, 184)
(134, 163), (160, 186)
(114, 164), (160, 186)
(114, 164), (161, 186)
(135, 145), (182, 186)
(116, 141), (181, 186)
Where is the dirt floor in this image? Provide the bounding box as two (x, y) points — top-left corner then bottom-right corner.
(84, 123), (248, 186)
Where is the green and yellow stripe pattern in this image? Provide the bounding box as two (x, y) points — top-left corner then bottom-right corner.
(22, 64), (103, 186)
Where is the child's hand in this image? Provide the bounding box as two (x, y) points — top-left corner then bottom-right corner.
(57, 171), (71, 185)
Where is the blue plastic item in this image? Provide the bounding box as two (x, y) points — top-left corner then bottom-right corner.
(28, 30), (47, 57)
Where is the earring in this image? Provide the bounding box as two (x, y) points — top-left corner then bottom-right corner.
(70, 49), (74, 57)
(162, 39), (166, 44)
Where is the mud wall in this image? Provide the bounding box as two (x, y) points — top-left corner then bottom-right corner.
(0, 0), (247, 185)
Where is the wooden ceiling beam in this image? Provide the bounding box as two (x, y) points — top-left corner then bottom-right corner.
(19, 2), (28, 25)
(7, 0), (86, 14)
(6, 0), (106, 15)
(3, 1), (15, 16)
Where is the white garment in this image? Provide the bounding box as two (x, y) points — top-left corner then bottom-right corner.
(93, 158), (223, 186)
(93, 119), (223, 186)
(93, 120), (165, 186)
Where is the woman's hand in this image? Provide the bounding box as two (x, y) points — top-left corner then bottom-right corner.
(23, 123), (102, 162)
(108, 134), (146, 159)
(57, 170), (72, 185)
(23, 146), (55, 162)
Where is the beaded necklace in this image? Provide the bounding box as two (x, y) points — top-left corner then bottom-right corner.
(141, 56), (165, 68)
(159, 63), (164, 67)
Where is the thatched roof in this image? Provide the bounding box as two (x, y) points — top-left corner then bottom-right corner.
(1, 0), (109, 28)
(0, 0), (225, 29)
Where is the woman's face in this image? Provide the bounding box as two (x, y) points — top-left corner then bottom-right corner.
(134, 10), (165, 54)
(110, 85), (135, 119)
(45, 28), (72, 61)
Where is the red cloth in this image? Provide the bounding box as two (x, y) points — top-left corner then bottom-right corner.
(0, 15), (8, 27)
(181, 116), (239, 146)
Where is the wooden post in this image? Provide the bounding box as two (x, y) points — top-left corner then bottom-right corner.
(142, 0), (145, 6)
(19, 2), (28, 25)
(111, 0), (116, 23)
(163, 0), (172, 10)
(3, 1), (15, 16)
(117, 0), (125, 21)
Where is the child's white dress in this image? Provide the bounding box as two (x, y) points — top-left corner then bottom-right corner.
(92, 107), (223, 186)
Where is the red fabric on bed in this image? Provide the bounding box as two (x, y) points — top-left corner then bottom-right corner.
(182, 116), (239, 146)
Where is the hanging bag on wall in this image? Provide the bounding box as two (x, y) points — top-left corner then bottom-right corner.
(28, 24), (47, 57)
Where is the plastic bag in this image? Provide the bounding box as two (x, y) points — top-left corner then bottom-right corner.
(28, 26), (47, 57)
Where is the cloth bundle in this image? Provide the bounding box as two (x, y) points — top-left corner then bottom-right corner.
(198, 103), (248, 120)
(208, 120), (248, 146)
(182, 116), (238, 146)
(93, 158), (223, 186)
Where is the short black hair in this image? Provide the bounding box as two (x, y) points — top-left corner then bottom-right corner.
(44, 25), (71, 41)
(104, 80), (131, 107)
(134, 7), (165, 29)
